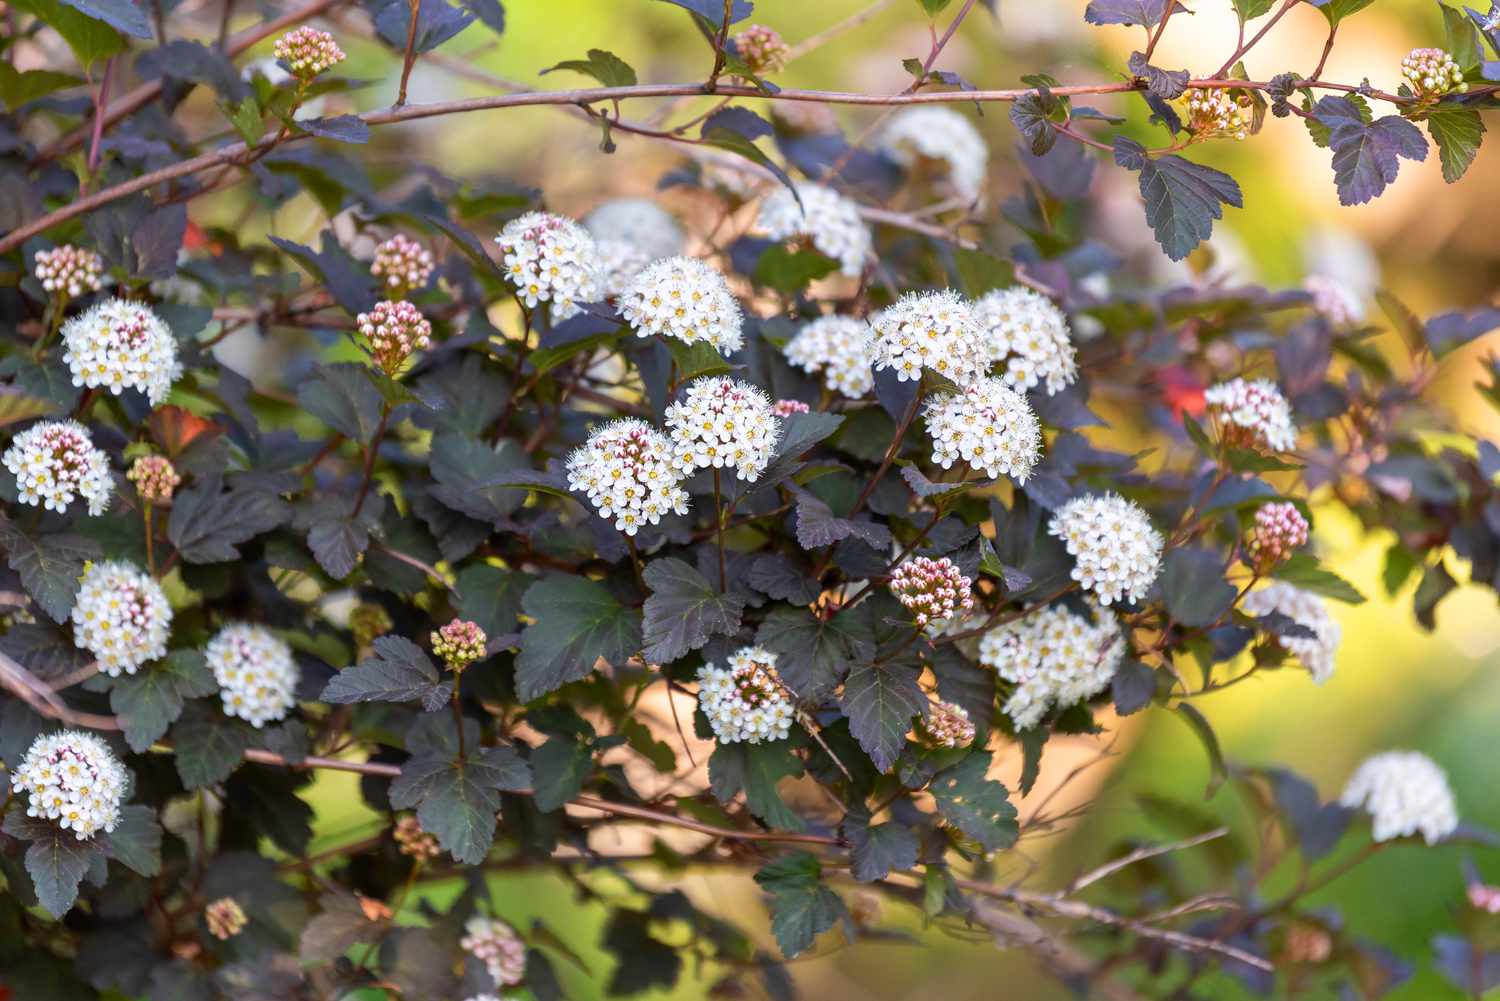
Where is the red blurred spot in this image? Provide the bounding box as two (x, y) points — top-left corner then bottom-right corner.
(148, 405), (223, 457)
(1157, 366), (1206, 419)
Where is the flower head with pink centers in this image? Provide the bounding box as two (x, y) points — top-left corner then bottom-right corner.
(925, 376), (1041, 483)
(565, 419), (690, 536)
(757, 182), (872, 277)
(972, 286), (1078, 396)
(207, 623), (299, 727)
(785, 314), (876, 398)
(461, 915), (527, 987)
(273, 26), (346, 81)
(432, 618), (487, 672)
(496, 211), (602, 321)
(733, 24), (788, 74)
(4, 420), (112, 516)
(871, 290), (988, 386)
(356, 300), (431, 374)
(621, 256), (743, 353)
(1048, 493), (1163, 606)
(1242, 582), (1340, 684)
(62, 298), (180, 405)
(1402, 47), (1466, 97)
(772, 398), (810, 417)
(1303, 274), (1363, 326)
(889, 556), (974, 632)
(72, 560), (172, 676)
(664, 376), (781, 482)
(11, 730), (126, 840)
(919, 700), (976, 749)
(1247, 501), (1308, 569)
(1340, 750), (1457, 845)
(33, 245), (103, 299)
(370, 234), (435, 298)
(1205, 377), (1298, 453)
(127, 454), (180, 505)
(979, 601), (1124, 729)
(696, 646), (796, 744)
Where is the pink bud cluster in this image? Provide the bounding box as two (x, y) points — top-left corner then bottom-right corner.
(889, 556), (974, 629)
(370, 234), (435, 298)
(206, 897), (248, 940)
(127, 454), (181, 505)
(356, 300), (431, 374)
(33, 245), (103, 299)
(461, 916), (527, 987)
(733, 24), (788, 75)
(273, 26), (346, 81)
(919, 700), (976, 749)
(1247, 501), (1308, 568)
(431, 618), (486, 672)
(394, 815), (441, 859)
(772, 399), (810, 417)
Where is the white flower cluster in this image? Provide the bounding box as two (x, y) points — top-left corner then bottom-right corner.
(1204, 377), (1298, 453)
(918, 699), (976, 749)
(495, 212), (602, 321)
(273, 25), (346, 80)
(877, 107), (988, 203)
(34, 245), (103, 299)
(972, 287), (1078, 396)
(584, 198), (685, 296)
(621, 256), (744, 353)
(925, 376), (1041, 483)
(1340, 750), (1458, 845)
(1241, 581), (1341, 684)
(979, 601), (1125, 730)
(1048, 493), (1164, 606)
(62, 298), (180, 406)
(664, 376), (781, 482)
(370, 234), (435, 296)
(889, 556), (975, 631)
(697, 646), (797, 744)
(870, 290), (988, 386)
(72, 561), (172, 676)
(1303, 274), (1363, 326)
(757, 182), (872, 277)
(1402, 47), (1466, 97)
(12, 730), (127, 840)
(4, 420), (112, 516)
(565, 419), (690, 535)
(1184, 88), (1249, 141)
(207, 623), (299, 727)
(461, 915), (527, 987)
(784, 315), (876, 397)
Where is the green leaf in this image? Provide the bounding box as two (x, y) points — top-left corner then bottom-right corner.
(952, 247), (1015, 298)
(641, 558), (745, 664)
(663, 336), (732, 383)
(0, 516), (100, 622)
(1111, 658), (1157, 716)
(1009, 92), (1057, 156)
(321, 635), (453, 712)
(708, 740), (806, 830)
(1308, 0), (1376, 26)
(300, 891), (386, 964)
(101, 804), (162, 877)
(1113, 137), (1242, 261)
(171, 713), (252, 789)
(1162, 548), (1236, 627)
(841, 660), (925, 772)
(929, 751), (1019, 852)
(917, 0), (955, 15)
(754, 852), (847, 959)
(0, 63), (82, 109)
(845, 808), (918, 881)
(1173, 703), (1227, 797)
(603, 910), (682, 995)
(755, 604), (872, 703)
(220, 95), (266, 145)
(1425, 106), (1485, 184)
(541, 48), (637, 87)
(9, 0), (124, 68)
(1442, 3), (1484, 71)
(429, 434), (533, 523)
(1413, 560), (1457, 631)
(530, 735), (594, 812)
(110, 651), (217, 753)
(166, 474), (291, 564)
(1231, 0), (1274, 22)
(515, 575), (641, 702)
(456, 563), (535, 637)
(388, 743), (529, 863)
(2, 813), (103, 918)
(297, 363), (384, 444)
(752, 245), (839, 297)
(527, 327), (621, 375)
(1271, 553), (1367, 604)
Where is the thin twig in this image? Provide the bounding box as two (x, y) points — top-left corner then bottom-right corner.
(1066, 826), (1229, 894)
(396, 0), (421, 106)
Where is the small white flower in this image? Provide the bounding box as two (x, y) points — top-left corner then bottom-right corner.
(1242, 581), (1340, 684)
(972, 287), (1078, 396)
(495, 211), (603, 321)
(584, 199), (685, 296)
(1204, 377), (1297, 453)
(62, 298), (180, 406)
(924, 376), (1042, 483)
(757, 182), (872, 277)
(3, 420), (112, 516)
(33, 245), (103, 299)
(664, 376), (781, 482)
(877, 107), (989, 203)
(565, 419), (690, 536)
(696, 646), (797, 745)
(207, 623), (299, 727)
(1340, 750), (1458, 845)
(72, 561), (172, 677)
(12, 729), (127, 840)
(621, 256), (743, 353)
(461, 916), (527, 987)
(1183, 88), (1249, 141)
(1048, 493), (1163, 606)
(870, 290), (988, 386)
(784, 315), (876, 398)
(979, 601), (1125, 730)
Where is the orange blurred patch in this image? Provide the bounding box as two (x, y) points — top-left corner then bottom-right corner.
(148, 405), (223, 457)
(1157, 365), (1206, 419)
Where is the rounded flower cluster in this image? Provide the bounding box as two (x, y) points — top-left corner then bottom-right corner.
(621, 256), (744, 353)
(461, 916), (527, 987)
(273, 26), (346, 80)
(889, 556), (974, 631)
(772, 398), (809, 416)
(431, 618), (487, 673)
(870, 289), (988, 386)
(972, 287), (1078, 396)
(495, 212), (602, 321)
(925, 376), (1042, 483)
(979, 602), (1125, 730)
(62, 298), (180, 406)
(4, 420), (112, 516)
(72, 561), (172, 676)
(357, 299), (432, 374)
(1304, 274), (1363, 326)
(918, 699), (976, 749)
(1470, 883), (1500, 914)
(1339, 750), (1458, 845)
(1183, 88), (1250, 140)
(206, 623), (300, 727)
(1242, 582), (1341, 684)
(664, 376), (781, 482)
(1246, 502), (1309, 569)
(1048, 493), (1164, 606)
(733, 23), (788, 74)
(206, 897), (248, 940)
(394, 815), (441, 860)
(784, 315), (876, 397)
(1204, 377), (1298, 453)
(696, 646), (796, 745)
(370, 234), (435, 298)
(34, 245), (103, 299)
(11, 730), (126, 840)
(877, 107), (988, 203)
(565, 419), (690, 535)
(584, 199), (685, 297)
(1402, 47), (1466, 97)
(757, 182), (872, 277)
(127, 454), (181, 505)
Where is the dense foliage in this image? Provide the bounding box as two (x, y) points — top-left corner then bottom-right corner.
(2, 0), (1500, 998)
